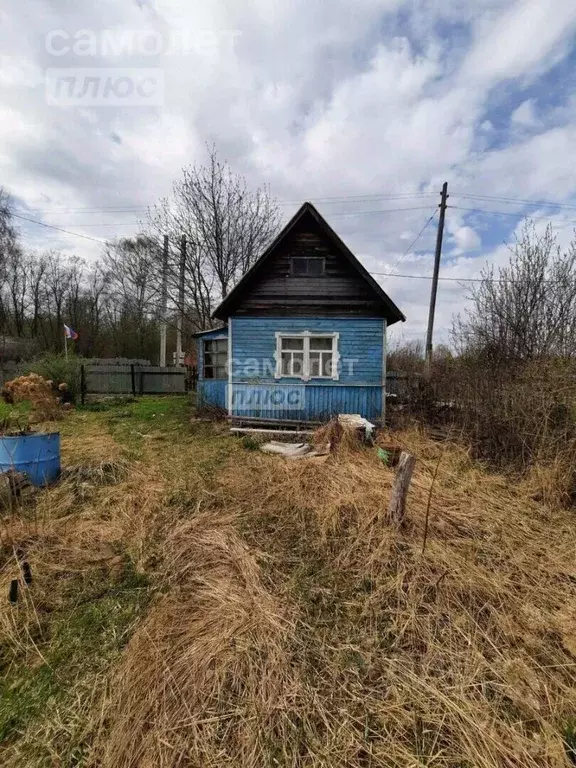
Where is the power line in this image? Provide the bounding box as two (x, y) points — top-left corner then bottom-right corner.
(17, 190), (576, 215)
(11, 212), (106, 244)
(372, 271), (572, 285)
(22, 192), (435, 214)
(374, 271), (479, 282)
(318, 206), (437, 217)
(451, 206), (576, 225)
(452, 193), (576, 211)
(10, 205), (438, 232)
(386, 209), (438, 275)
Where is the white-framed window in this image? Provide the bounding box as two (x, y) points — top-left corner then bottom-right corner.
(274, 332), (340, 381)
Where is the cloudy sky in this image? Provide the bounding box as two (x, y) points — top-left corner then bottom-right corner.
(2, 0), (576, 345)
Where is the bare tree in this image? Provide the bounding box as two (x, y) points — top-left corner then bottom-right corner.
(0, 189), (23, 334)
(453, 223), (576, 362)
(103, 236), (161, 358)
(146, 146), (280, 322)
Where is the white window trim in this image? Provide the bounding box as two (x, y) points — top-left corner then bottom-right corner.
(274, 331), (340, 382)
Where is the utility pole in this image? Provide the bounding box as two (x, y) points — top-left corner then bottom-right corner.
(175, 234), (186, 366)
(425, 181), (449, 370)
(159, 234), (168, 367)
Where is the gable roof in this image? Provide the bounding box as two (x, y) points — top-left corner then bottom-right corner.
(212, 202), (406, 324)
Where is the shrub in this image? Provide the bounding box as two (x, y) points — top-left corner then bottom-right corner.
(24, 353), (82, 398)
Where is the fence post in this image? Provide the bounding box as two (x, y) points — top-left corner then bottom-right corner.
(130, 364), (136, 397)
(387, 451), (416, 527)
(80, 364), (86, 405)
(139, 368), (144, 395)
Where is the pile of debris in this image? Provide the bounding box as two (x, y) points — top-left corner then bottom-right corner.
(260, 414), (376, 460)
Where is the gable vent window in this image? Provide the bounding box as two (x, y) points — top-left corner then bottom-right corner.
(203, 338), (228, 379)
(291, 257), (325, 276)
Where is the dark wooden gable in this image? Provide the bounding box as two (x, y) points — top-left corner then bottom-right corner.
(213, 202), (405, 323)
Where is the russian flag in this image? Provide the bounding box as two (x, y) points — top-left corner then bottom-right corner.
(64, 324), (79, 340)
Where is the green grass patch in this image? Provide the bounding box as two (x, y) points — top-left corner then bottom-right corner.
(0, 560), (149, 765)
(92, 395), (193, 449)
(0, 400), (31, 424)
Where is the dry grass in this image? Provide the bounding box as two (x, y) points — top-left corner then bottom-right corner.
(0, 416), (165, 766)
(96, 427), (576, 767)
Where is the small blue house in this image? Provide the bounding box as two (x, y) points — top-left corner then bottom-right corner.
(196, 202), (405, 423)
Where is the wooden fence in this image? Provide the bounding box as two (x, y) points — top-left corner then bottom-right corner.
(80, 364), (197, 402)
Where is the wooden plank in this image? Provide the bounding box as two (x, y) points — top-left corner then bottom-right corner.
(230, 428), (314, 436)
(230, 415), (323, 427)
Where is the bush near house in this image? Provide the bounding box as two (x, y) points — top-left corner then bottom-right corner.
(23, 352), (82, 398)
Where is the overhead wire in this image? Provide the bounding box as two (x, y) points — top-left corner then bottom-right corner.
(385, 209), (438, 276)
(450, 206), (576, 225)
(451, 193), (576, 211)
(11, 212), (106, 244)
(21, 192), (436, 214)
(11, 193), (576, 290)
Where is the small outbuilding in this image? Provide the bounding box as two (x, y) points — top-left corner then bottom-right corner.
(196, 201), (405, 423)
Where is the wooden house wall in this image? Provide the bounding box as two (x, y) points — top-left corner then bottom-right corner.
(229, 317), (385, 421)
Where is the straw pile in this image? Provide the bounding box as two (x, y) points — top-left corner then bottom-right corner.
(96, 428), (576, 767)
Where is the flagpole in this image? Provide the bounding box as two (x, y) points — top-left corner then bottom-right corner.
(64, 331), (68, 360)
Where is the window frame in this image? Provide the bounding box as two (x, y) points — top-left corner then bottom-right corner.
(274, 331), (340, 381)
(203, 337), (228, 380)
(290, 257), (326, 277)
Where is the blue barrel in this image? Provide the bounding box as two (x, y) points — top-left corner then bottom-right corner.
(0, 433), (61, 487)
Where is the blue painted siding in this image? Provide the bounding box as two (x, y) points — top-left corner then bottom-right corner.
(198, 379), (228, 409)
(232, 317), (383, 384)
(196, 328), (228, 411)
(231, 317), (384, 421)
(196, 318), (386, 421)
(231, 382), (381, 421)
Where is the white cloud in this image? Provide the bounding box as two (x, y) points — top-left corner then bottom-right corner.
(511, 98), (538, 126)
(453, 226), (481, 250)
(461, 0), (576, 84)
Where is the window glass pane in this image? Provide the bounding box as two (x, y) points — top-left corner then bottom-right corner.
(310, 337), (332, 351)
(282, 337), (304, 351)
(322, 352), (333, 377)
(292, 258), (307, 275)
(307, 259), (324, 275)
(292, 352), (304, 376)
(281, 352), (291, 375)
(309, 352), (320, 377)
(204, 338), (227, 378)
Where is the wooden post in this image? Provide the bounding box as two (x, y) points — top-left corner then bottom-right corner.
(130, 364), (136, 397)
(425, 182), (449, 372)
(80, 364), (86, 405)
(387, 451), (416, 527)
(175, 234), (186, 367)
(159, 235), (168, 367)
(22, 562), (32, 585)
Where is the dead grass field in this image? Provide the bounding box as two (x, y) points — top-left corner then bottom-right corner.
(1, 396), (576, 767)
